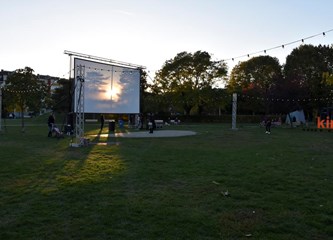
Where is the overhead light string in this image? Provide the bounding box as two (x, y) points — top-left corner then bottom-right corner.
(222, 28), (333, 62)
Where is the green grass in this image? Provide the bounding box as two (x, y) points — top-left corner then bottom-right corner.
(1, 118), (333, 239)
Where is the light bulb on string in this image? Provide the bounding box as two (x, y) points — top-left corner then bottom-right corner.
(221, 28), (333, 63)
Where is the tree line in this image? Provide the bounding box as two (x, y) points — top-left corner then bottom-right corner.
(146, 44), (333, 120)
(2, 44), (333, 127)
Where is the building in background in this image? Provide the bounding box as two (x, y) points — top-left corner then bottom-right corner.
(0, 70), (11, 85)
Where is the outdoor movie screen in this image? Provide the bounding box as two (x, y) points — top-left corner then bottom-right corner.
(74, 58), (140, 114)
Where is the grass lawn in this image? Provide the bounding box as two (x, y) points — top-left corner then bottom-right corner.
(0, 117), (333, 239)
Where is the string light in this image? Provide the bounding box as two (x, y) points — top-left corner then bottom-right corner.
(47, 29), (333, 84)
(75, 65), (141, 74)
(3, 88), (41, 93)
(58, 30), (333, 81)
(142, 92), (333, 105)
(237, 92), (333, 103)
(222, 28), (333, 62)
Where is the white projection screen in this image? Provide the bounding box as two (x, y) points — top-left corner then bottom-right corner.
(74, 58), (140, 114)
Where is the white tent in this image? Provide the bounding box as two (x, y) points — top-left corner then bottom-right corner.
(285, 110), (306, 125)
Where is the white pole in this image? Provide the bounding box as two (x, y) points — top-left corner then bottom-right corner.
(232, 93), (237, 130)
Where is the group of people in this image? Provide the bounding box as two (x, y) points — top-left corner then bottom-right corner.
(48, 112), (275, 137)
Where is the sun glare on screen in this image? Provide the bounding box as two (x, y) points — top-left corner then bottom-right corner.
(105, 87), (121, 101)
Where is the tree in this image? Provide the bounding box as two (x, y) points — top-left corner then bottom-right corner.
(152, 51), (227, 115)
(227, 56), (283, 114)
(284, 44), (333, 117)
(203, 88), (230, 116)
(4, 67), (47, 132)
(139, 69), (150, 113)
(51, 78), (72, 113)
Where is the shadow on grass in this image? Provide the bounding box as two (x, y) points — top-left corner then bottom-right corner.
(0, 125), (127, 239)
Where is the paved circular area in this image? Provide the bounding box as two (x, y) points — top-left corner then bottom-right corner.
(91, 130), (197, 138)
(114, 130), (196, 138)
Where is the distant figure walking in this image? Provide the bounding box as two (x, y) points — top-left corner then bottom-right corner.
(136, 114), (141, 129)
(100, 114), (105, 131)
(265, 117), (272, 134)
(47, 113), (55, 137)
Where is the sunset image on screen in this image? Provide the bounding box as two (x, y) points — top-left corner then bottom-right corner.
(74, 58), (140, 113)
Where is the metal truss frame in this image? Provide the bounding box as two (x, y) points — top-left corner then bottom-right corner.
(75, 64), (85, 145)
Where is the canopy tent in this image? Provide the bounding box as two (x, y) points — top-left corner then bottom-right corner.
(285, 110), (306, 124)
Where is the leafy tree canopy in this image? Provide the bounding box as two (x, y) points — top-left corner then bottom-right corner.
(51, 78), (72, 113)
(284, 44), (333, 113)
(4, 67), (48, 131)
(153, 51), (227, 92)
(152, 51), (227, 115)
(227, 55), (282, 95)
(227, 56), (283, 114)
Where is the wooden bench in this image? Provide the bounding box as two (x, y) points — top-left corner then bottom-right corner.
(154, 120), (164, 128)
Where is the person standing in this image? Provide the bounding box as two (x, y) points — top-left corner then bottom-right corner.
(47, 113), (55, 137)
(136, 114), (141, 129)
(265, 116), (272, 134)
(100, 114), (105, 131)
